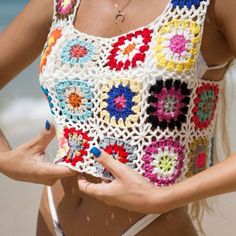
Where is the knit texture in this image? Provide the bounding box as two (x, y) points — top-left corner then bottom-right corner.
(39, 0), (223, 186)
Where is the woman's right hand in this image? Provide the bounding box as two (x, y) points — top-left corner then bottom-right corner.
(0, 122), (77, 186)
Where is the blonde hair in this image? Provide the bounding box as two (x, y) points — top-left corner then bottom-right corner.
(188, 60), (235, 235)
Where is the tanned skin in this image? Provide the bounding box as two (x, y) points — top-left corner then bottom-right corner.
(0, 0), (236, 235)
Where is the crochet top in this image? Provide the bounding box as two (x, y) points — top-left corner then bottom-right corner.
(39, 0), (223, 186)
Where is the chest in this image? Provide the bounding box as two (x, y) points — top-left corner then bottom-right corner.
(73, 0), (231, 82)
(40, 0), (210, 79)
(73, 0), (169, 38)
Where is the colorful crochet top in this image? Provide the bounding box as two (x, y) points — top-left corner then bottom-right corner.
(39, 0), (223, 186)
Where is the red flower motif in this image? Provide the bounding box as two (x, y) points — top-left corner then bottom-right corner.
(192, 83), (220, 129)
(186, 137), (209, 177)
(195, 152), (206, 169)
(104, 143), (129, 163)
(95, 137), (137, 178)
(70, 44), (88, 58)
(63, 127), (91, 166)
(106, 28), (153, 70)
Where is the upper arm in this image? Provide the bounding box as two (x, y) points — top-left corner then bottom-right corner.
(215, 0), (236, 58)
(0, 0), (53, 89)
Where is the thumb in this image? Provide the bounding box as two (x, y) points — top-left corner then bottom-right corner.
(23, 120), (56, 154)
(42, 163), (78, 179)
(90, 148), (125, 179)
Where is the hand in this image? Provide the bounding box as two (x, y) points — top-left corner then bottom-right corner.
(78, 149), (169, 214)
(0, 122), (77, 185)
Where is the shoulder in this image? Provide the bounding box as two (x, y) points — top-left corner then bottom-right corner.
(26, 0), (54, 31)
(213, 0), (236, 26)
(211, 0), (236, 56)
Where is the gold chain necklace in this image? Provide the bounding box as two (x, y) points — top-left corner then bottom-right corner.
(108, 0), (132, 24)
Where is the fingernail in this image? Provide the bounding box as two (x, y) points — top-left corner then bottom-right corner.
(90, 147), (101, 158)
(45, 120), (51, 131)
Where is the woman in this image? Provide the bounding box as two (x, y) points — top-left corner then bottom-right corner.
(1, 0), (236, 235)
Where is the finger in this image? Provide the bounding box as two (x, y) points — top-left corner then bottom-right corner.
(78, 178), (105, 197)
(91, 149), (126, 179)
(43, 163), (78, 179)
(102, 179), (111, 183)
(23, 121), (56, 154)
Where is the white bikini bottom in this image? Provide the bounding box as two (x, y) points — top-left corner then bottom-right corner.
(47, 186), (161, 236)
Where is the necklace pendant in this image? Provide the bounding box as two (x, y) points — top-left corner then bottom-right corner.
(115, 11), (125, 24)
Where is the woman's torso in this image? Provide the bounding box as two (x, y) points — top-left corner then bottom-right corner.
(38, 0), (233, 235)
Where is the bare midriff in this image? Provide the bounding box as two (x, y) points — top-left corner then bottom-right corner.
(38, 175), (198, 236)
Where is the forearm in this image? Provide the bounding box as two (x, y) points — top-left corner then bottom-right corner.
(0, 129), (12, 151)
(0, 128), (12, 172)
(155, 153), (236, 212)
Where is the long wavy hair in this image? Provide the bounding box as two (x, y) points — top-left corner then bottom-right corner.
(189, 60), (235, 235)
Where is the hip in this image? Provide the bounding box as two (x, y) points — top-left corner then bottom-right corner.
(37, 176), (198, 236)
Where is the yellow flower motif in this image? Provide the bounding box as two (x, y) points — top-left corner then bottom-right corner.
(62, 0), (72, 8)
(99, 79), (141, 128)
(155, 19), (201, 72)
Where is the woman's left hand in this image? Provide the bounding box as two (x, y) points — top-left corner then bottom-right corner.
(77, 149), (170, 214)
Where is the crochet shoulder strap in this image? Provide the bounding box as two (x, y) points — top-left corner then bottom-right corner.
(52, 0), (81, 25)
(39, 0), (81, 73)
(167, 0), (210, 24)
(155, 0), (211, 73)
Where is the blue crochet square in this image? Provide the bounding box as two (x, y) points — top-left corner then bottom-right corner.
(171, 0), (206, 9)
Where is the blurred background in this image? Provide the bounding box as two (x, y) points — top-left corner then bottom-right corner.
(0, 0), (236, 235)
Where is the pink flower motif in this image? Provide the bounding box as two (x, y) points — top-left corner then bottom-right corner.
(195, 152), (206, 169)
(186, 137), (209, 177)
(142, 137), (186, 186)
(70, 44), (88, 59)
(155, 87), (185, 122)
(56, 0), (77, 19)
(114, 94), (127, 110)
(169, 34), (189, 55)
(147, 79), (191, 130)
